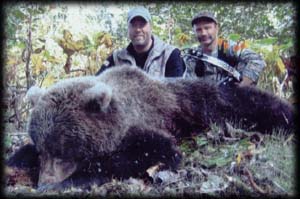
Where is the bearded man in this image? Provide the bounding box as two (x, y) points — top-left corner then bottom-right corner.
(96, 6), (185, 78)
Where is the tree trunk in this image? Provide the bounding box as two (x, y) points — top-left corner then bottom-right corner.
(25, 12), (32, 90)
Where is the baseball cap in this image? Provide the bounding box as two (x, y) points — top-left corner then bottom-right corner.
(127, 6), (152, 24)
(191, 11), (218, 26)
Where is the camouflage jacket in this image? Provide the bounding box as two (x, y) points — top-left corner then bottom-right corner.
(183, 38), (266, 84)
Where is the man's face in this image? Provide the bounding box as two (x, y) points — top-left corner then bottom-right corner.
(193, 20), (218, 47)
(128, 17), (152, 47)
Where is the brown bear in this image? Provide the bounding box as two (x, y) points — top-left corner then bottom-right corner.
(7, 65), (294, 191)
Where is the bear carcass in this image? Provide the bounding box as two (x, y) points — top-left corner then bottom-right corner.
(7, 65), (294, 190)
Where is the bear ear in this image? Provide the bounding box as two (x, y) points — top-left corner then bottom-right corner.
(26, 86), (46, 107)
(83, 82), (112, 111)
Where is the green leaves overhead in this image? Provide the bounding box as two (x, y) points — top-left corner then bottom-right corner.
(3, 3), (296, 90)
(228, 34), (241, 42)
(255, 37), (278, 45)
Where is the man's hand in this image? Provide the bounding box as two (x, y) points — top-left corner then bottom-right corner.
(236, 76), (255, 87)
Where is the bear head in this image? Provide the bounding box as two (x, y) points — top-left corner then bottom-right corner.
(26, 76), (126, 186)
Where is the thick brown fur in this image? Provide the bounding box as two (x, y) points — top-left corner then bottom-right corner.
(7, 66), (294, 191)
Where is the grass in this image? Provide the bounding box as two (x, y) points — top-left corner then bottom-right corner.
(4, 122), (296, 197)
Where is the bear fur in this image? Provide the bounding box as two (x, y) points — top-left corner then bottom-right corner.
(7, 65), (294, 191)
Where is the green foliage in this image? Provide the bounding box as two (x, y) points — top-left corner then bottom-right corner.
(180, 136), (208, 155)
(149, 2), (295, 48)
(228, 34), (241, 42)
(4, 134), (12, 149)
(247, 37), (294, 95)
(4, 3), (295, 85)
(263, 134), (295, 191)
(179, 124), (295, 195)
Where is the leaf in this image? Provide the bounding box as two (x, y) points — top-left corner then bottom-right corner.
(146, 163), (164, 178)
(236, 152), (242, 165)
(46, 56), (60, 64)
(195, 136), (208, 147)
(210, 156), (232, 167)
(279, 40), (293, 52)
(256, 37), (278, 45)
(95, 33), (113, 48)
(177, 33), (190, 46)
(13, 9), (26, 19)
(57, 30), (86, 56)
(200, 175), (228, 193)
(4, 134), (12, 148)
(31, 54), (46, 75)
(102, 34), (113, 48)
(33, 46), (45, 54)
(63, 29), (73, 41)
(16, 42), (26, 49)
(179, 139), (197, 155)
(228, 34), (241, 42)
(41, 74), (56, 88)
(6, 57), (19, 66)
(275, 57), (286, 75)
(201, 148), (232, 169)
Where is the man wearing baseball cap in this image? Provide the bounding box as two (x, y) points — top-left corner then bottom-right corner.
(184, 11), (266, 86)
(96, 6), (185, 78)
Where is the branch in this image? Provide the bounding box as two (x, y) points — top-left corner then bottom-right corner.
(69, 69), (87, 73)
(243, 167), (267, 194)
(7, 107), (31, 123)
(25, 10), (33, 90)
(225, 174), (253, 193)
